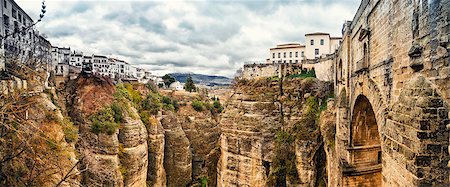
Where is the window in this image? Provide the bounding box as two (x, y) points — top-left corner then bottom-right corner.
(283, 60), (286, 63)
(18, 14), (22, 23)
(272, 53), (275, 58)
(3, 14), (9, 27)
(3, 0), (6, 8)
(295, 60), (298, 63)
(315, 49), (319, 55)
(272, 61), (275, 63)
(320, 39), (324, 45)
(289, 60), (292, 63)
(289, 52), (292, 58)
(283, 52), (286, 58)
(12, 8), (16, 18)
(278, 53), (280, 58)
(295, 52), (298, 57)
(310, 39), (314, 45)
(301, 51), (304, 57)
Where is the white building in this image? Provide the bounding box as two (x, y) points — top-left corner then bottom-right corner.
(268, 32), (342, 63)
(51, 47), (70, 77)
(69, 51), (83, 69)
(1, 0), (35, 58)
(269, 43), (305, 64)
(304, 32), (341, 59)
(169, 81), (183, 91)
(92, 55), (113, 77)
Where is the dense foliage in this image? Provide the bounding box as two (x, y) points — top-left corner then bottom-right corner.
(162, 74), (176, 87)
(191, 99), (205, 112)
(90, 104), (123, 135)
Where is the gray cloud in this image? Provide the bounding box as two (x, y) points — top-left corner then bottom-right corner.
(16, 0), (360, 78)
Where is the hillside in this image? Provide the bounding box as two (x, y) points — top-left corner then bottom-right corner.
(169, 73), (232, 87)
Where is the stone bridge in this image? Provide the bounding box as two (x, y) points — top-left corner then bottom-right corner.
(332, 0), (449, 186)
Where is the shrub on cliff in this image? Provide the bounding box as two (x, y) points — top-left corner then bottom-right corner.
(287, 69), (316, 79)
(191, 100), (204, 112)
(142, 93), (162, 115)
(293, 96), (320, 141)
(145, 81), (158, 93)
(115, 83), (142, 107)
(90, 106), (121, 135)
(213, 99), (224, 113)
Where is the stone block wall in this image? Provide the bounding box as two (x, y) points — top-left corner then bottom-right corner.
(333, 0), (450, 186)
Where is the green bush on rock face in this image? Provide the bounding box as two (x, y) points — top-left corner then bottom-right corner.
(191, 100), (204, 112)
(142, 93), (162, 115)
(90, 104), (123, 135)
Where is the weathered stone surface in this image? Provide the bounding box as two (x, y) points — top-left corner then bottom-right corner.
(334, 0), (450, 186)
(68, 74), (149, 187)
(120, 112), (148, 187)
(161, 114), (192, 187)
(147, 117), (166, 187)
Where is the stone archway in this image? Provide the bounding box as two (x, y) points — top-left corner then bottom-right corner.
(343, 94), (382, 187)
(351, 95), (382, 165)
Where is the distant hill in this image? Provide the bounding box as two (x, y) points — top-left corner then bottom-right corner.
(169, 73), (232, 87)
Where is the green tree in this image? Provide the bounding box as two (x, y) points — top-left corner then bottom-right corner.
(184, 75), (196, 92)
(162, 74), (176, 88)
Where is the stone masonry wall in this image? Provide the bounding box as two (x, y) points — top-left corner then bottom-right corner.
(334, 0), (450, 186)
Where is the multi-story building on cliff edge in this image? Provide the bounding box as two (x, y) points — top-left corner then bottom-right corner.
(50, 46), (152, 84)
(242, 32), (341, 81)
(268, 33), (342, 64)
(0, 0), (49, 71)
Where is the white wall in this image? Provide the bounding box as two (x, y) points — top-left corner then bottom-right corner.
(305, 34), (331, 59)
(269, 44), (305, 64)
(313, 58), (334, 81)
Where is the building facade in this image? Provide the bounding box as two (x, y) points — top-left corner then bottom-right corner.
(1, 0), (36, 60)
(304, 32), (341, 59)
(269, 43), (305, 64)
(0, 0), (52, 71)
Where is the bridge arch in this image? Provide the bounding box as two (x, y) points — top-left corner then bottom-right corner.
(351, 95), (381, 148)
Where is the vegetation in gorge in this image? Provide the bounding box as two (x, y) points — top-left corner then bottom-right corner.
(90, 104), (123, 135)
(62, 117), (79, 143)
(0, 94), (76, 186)
(293, 96), (321, 141)
(266, 76), (333, 186)
(191, 99), (205, 112)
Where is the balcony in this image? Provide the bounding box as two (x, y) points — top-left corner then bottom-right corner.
(354, 58), (368, 73)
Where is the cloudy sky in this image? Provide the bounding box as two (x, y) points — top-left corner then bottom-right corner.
(16, 0), (360, 77)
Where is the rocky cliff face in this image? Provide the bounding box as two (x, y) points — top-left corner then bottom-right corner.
(217, 78), (333, 187)
(67, 74), (148, 187)
(5, 73), (335, 187)
(161, 114), (193, 187)
(146, 116), (166, 187)
(217, 80), (280, 187)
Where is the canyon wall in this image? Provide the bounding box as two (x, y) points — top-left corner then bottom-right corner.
(217, 78), (333, 187)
